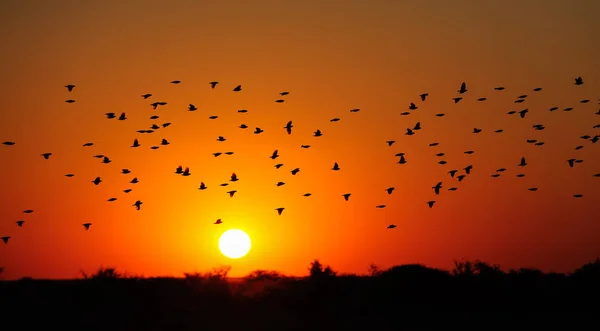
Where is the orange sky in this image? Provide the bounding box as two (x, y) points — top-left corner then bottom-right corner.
(1, 0), (599, 280)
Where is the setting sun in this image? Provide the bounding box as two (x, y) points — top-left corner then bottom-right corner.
(218, 229), (251, 259)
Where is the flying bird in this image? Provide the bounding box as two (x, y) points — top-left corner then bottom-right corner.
(275, 208), (285, 215)
(432, 182), (442, 195)
(65, 84), (75, 92)
(133, 200), (143, 210)
(82, 223), (92, 231)
(284, 121), (293, 135)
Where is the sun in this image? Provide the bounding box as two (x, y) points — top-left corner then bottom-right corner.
(218, 229), (251, 259)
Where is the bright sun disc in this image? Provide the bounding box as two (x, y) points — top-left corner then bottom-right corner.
(218, 229), (251, 259)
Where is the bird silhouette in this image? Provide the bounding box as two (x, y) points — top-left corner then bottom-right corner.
(133, 200), (143, 210)
(433, 182), (442, 195)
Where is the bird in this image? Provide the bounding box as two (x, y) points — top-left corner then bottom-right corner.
(65, 99), (76, 103)
(41, 153), (52, 159)
(432, 182), (442, 195)
(427, 201), (436, 208)
(142, 93), (152, 99)
(518, 157), (527, 167)
(2, 141), (16, 146)
(214, 219), (222, 224)
(458, 82), (467, 94)
(284, 121), (293, 135)
(291, 168), (300, 175)
(419, 93), (429, 101)
(1, 236), (11, 244)
(227, 190), (237, 197)
(342, 193), (351, 201)
(574, 76), (583, 85)
(133, 200), (143, 210)
(375, 205), (386, 209)
(409, 103), (418, 110)
(464, 165), (473, 174)
(188, 104), (197, 111)
(131, 139), (140, 148)
(387, 224), (397, 229)
(230, 173), (239, 182)
(107, 198), (117, 202)
(82, 223), (92, 231)
(16, 220), (24, 227)
(65, 84), (75, 92)
(386, 187), (395, 194)
(92, 177), (102, 185)
(280, 91), (289, 96)
(270, 150), (279, 159)
(332, 162), (340, 171)
(313, 129), (322, 137)
(182, 168), (191, 176)
(254, 127), (264, 134)
(118, 113), (127, 120)
(386, 140), (395, 146)
(275, 208), (285, 215)
(199, 182), (207, 190)
(209, 81), (219, 89)
(233, 85), (242, 92)
(83, 142), (94, 147)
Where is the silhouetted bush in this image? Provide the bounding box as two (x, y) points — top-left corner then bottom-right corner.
(2, 259), (600, 330)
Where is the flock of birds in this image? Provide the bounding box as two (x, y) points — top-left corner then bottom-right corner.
(1, 77), (599, 245)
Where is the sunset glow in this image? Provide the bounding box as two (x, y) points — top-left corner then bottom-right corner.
(1, 0), (599, 280)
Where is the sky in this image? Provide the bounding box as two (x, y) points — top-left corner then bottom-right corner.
(0, 0), (599, 280)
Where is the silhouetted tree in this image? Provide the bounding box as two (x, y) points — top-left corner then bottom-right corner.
(245, 269), (285, 282)
(452, 260), (475, 277)
(81, 266), (123, 280)
(368, 263), (382, 277)
(572, 258), (600, 280)
(309, 259), (337, 279)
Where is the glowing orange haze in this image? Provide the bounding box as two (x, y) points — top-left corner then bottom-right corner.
(1, 0), (599, 280)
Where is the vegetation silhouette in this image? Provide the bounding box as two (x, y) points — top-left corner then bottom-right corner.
(1, 258), (599, 329)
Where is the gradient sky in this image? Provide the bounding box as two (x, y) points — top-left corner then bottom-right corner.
(1, 0), (599, 280)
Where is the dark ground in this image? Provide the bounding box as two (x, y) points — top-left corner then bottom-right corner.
(1, 259), (599, 330)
